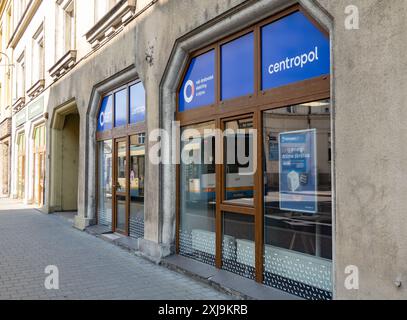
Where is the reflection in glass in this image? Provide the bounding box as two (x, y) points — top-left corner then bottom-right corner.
(116, 195), (126, 231)
(224, 118), (254, 206)
(98, 140), (112, 229)
(179, 122), (216, 265)
(116, 141), (126, 193)
(129, 83), (146, 124)
(129, 134), (145, 239)
(222, 213), (255, 280)
(262, 99), (332, 299)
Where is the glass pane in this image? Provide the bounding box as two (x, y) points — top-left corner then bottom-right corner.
(222, 213), (255, 280)
(116, 195), (126, 231)
(224, 118), (255, 206)
(98, 140), (112, 229)
(221, 32), (254, 101)
(114, 89), (127, 127)
(179, 50), (215, 112)
(129, 83), (146, 124)
(129, 135), (145, 239)
(263, 99), (332, 299)
(116, 141), (126, 193)
(179, 121), (216, 265)
(97, 95), (113, 132)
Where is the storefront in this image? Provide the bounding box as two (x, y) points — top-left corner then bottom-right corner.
(175, 5), (332, 300)
(96, 80), (146, 238)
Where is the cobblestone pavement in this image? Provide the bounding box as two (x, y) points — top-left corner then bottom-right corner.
(0, 202), (231, 300)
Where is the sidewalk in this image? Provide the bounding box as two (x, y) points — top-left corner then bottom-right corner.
(0, 199), (233, 300)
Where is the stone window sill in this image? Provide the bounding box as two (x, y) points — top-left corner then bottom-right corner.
(85, 0), (137, 49)
(12, 97), (26, 114)
(49, 50), (77, 81)
(27, 79), (45, 100)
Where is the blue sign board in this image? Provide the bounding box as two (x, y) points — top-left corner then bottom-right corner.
(97, 95), (113, 132)
(130, 82), (146, 123)
(179, 50), (215, 112)
(221, 32), (254, 101)
(261, 11), (330, 91)
(279, 129), (317, 214)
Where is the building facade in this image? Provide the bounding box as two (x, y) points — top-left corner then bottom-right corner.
(1, 0), (407, 300)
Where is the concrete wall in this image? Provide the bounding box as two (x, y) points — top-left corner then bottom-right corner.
(41, 0), (407, 300)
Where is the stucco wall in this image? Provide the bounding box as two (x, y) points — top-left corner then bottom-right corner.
(44, 0), (407, 299)
(316, 0), (407, 299)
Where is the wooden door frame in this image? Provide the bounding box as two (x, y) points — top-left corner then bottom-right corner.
(112, 137), (130, 236)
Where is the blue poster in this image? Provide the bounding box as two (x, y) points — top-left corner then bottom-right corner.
(221, 32), (254, 101)
(179, 50), (215, 112)
(97, 95), (113, 132)
(279, 129), (317, 214)
(261, 11), (330, 91)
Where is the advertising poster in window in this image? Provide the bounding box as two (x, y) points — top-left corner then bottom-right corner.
(279, 129), (317, 214)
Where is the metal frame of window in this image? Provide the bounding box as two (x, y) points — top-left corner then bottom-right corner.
(175, 4), (330, 284)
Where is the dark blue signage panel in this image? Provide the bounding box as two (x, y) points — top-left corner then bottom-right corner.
(130, 82), (146, 124)
(262, 11), (330, 91)
(97, 95), (113, 132)
(179, 50), (215, 112)
(115, 89), (127, 127)
(279, 129), (317, 214)
(221, 32), (254, 101)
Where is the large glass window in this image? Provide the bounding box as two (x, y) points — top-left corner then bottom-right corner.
(176, 5), (331, 300)
(263, 100), (332, 299)
(129, 134), (145, 239)
(96, 80), (146, 237)
(179, 122), (216, 265)
(98, 140), (113, 229)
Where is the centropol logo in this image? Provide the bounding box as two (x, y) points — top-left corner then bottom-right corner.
(99, 112), (105, 127)
(183, 80), (195, 104)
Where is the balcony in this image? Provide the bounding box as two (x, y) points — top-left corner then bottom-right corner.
(12, 97), (25, 114)
(49, 50), (77, 81)
(85, 0), (139, 49)
(27, 79), (45, 100)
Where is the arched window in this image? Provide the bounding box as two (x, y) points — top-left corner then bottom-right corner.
(176, 5), (332, 300)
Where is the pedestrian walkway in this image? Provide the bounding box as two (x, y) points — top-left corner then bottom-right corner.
(0, 202), (232, 300)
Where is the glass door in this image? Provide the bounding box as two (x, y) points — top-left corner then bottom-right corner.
(220, 115), (257, 279)
(113, 138), (129, 235)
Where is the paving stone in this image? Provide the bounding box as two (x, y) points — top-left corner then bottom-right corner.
(0, 204), (233, 300)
